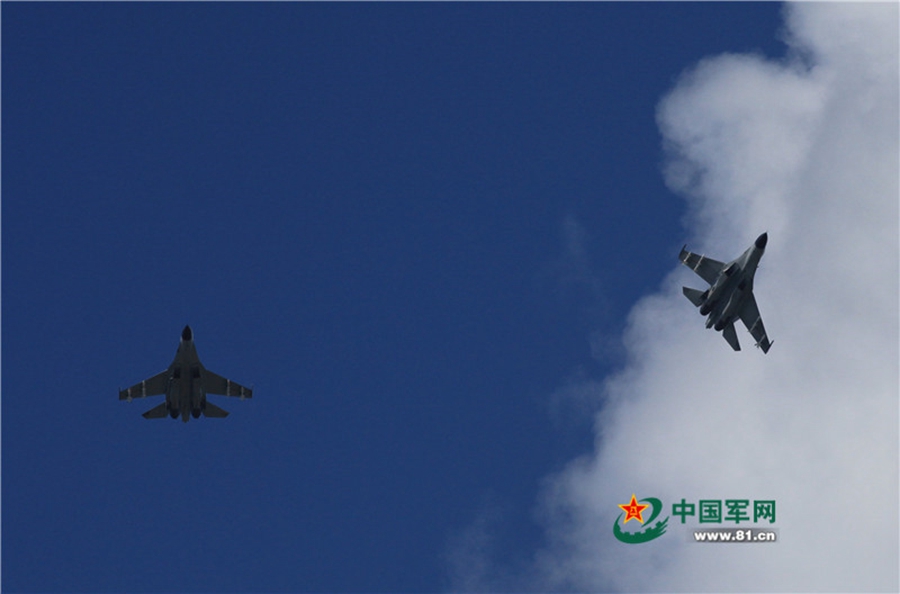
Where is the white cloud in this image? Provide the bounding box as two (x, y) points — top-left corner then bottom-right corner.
(529, 3), (898, 593)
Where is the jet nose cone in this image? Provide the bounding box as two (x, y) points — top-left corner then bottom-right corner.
(182, 325), (193, 342)
(755, 232), (768, 250)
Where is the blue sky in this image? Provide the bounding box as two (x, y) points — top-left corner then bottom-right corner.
(1, 3), (793, 592)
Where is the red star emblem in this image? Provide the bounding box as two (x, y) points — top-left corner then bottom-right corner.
(618, 494), (649, 525)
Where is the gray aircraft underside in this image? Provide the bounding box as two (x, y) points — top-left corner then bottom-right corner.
(119, 326), (252, 422)
(679, 233), (772, 353)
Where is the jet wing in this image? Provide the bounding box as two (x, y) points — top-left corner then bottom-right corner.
(119, 369), (170, 401)
(739, 293), (772, 353)
(679, 247), (726, 286)
(202, 368), (253, 398)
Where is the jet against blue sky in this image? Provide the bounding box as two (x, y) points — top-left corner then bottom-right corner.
(119, 325), (252, 422)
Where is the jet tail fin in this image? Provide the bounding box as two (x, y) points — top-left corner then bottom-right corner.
(722, 323), (741, 351)
(682, 286), (707, 308)
(142, 403), (169, 419)
(202, 401), (229, 418)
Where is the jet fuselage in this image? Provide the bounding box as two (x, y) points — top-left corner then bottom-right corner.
(167, 327), (204, 422)
(702, 237), (765, 331)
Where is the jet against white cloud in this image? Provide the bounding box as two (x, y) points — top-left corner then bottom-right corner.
(680, 233), (772, 353)
(119, 325), (252, 422)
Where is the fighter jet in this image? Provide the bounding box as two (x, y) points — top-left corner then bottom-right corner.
(679, 233), (773, 353)
(119, 325), (252, 422)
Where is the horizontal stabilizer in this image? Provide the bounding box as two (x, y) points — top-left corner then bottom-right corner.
(682, 286), (706, 308)
(203, 401), (229, 418)
(722, 323), (741, 351)
(142, 403), (169, 419)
